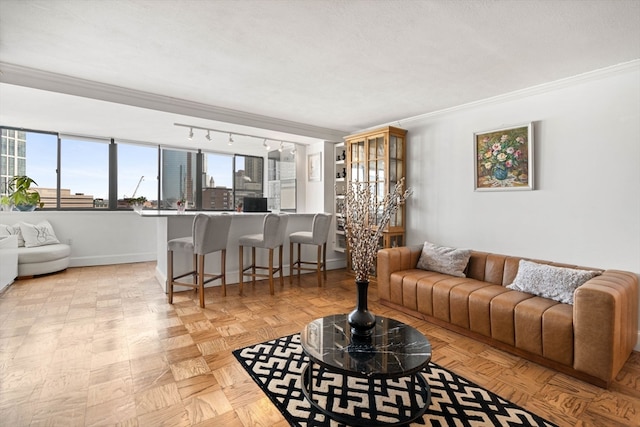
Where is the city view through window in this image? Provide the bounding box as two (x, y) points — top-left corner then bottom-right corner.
(1, 128), (261, 210)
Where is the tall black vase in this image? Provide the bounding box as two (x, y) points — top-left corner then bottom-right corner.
(348, 280), (376, 336)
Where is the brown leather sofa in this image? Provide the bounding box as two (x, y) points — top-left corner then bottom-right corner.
(377, 245), (638, 387)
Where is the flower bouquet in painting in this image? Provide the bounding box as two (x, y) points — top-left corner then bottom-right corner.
(338, 177), (412, 335)
(475, 123), (533, 190)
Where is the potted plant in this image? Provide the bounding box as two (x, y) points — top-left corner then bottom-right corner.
(124, 196), (147, 212)
(5, 175), (42, 211)
(176, 198), (186, 214)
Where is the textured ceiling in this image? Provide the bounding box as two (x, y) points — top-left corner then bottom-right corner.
(0, 0), (639, 147)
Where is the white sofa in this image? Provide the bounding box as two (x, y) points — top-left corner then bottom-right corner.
(17, 243), (71, 278)
(1, 220), (71, 278)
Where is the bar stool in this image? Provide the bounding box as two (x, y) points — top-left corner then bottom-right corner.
(238, 213), (289, 295)
(289, 213), (332, 286)
(167, 213), (233, 308)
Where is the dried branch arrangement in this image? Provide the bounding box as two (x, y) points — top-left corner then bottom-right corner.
(339, 177), (412, 282)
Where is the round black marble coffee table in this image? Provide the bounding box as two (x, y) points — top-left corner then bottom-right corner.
(300, 314), (432, 426)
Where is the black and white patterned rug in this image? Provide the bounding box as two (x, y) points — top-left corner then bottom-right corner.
(233, 334), (557, 427)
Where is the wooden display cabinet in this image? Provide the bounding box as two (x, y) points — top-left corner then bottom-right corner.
(344, 126), (407, 276)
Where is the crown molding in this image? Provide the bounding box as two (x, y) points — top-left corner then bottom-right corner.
(363, 59), (640, 132)
(0, 62), (348, 142)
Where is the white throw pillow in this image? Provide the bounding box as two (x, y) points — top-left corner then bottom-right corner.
(416, 241), (471, 277)
(507, 260), (601, 305)
(0, 223), (25, 247)
(19, 221), (61, 248)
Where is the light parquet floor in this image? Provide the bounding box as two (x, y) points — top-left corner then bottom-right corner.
(0, 262), (638, 426)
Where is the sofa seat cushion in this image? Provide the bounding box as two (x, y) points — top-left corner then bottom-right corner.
(449, 281), (495, 329)
(17, 243), (71, 264)
(514, 297), (560, 356)
(389, 269), (434, 307)
(490, 290), (536, 346)
(542, 304), (574, 365)
(468, 285), (512, 337)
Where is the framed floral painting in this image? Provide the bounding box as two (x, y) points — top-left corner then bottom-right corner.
(474, 123), (534, 191)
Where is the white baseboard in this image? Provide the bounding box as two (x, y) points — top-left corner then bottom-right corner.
(69, 252), (156, 267)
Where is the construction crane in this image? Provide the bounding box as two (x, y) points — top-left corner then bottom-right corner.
(131, 176), (144, 198)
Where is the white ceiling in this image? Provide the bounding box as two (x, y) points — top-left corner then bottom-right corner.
(1, 0), (639, 150)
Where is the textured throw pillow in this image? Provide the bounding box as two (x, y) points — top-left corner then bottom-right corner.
(19, 221), (61, 248)
(0, 223), (25, 247)
(416, 241), (471, 277)
(507, 260), (601, 305)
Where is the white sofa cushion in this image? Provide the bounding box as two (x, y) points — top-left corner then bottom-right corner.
(506, 259), (601, 304)
(19, 221), (60, 247)
(17, 243), (71, 264)
(0, 223), (25, 247)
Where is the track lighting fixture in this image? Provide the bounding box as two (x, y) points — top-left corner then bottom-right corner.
(291, 146), (297, 155)
(174, 123), (302, 152)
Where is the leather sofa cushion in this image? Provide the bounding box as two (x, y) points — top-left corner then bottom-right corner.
(491, 291), (535, 346)
(515, 297), (560, 355)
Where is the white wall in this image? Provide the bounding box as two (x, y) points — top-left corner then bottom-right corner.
(0, 211), (157, 267)
(398, 64), (640, 347)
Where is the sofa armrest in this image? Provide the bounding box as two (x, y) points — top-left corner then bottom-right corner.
(377, 245), (423, 301)
(573, 270), (638, 384)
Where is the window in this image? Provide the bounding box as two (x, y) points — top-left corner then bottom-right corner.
(1, 127), (269, 211)
(117, 143), (159, 209)
(60, 135), (109, 208)
(202, 152), (233, 210)
(160, 148), (198, 209)
(234, 154), (264, 210)
(1, 129), (57, 207)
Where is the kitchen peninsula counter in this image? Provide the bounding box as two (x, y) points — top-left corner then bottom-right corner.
(138, 211), (335, 292)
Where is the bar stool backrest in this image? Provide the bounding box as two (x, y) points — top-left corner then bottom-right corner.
(193, 213), (233, 255)
(311, 213), (332, 245)
(260, 213), (282, 249)
(275, 213), (289, 246)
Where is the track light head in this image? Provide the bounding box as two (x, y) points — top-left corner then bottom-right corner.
(263, 139), (270, 150)
(188, 128), (194, 140)
(205, 130), (211, 141)
(228, 134), (234, 146)
(278, 141), (284, 152)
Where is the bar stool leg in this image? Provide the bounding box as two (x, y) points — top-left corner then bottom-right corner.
(192, 254), (198, 285)
(198, 254), (205, 308)
(323, 242), (327, 280)
(251, 247), (256, 285)
(279, 245), (284, 286)
(239, 245), (244, 296)
(289, 241), (294, 284)
(296, 243), (302, 280)
(268, 248), (274, 295)
(167, 250), (174, 303)
(316, 244), (322, 286)
(221, 249), (227, 297)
